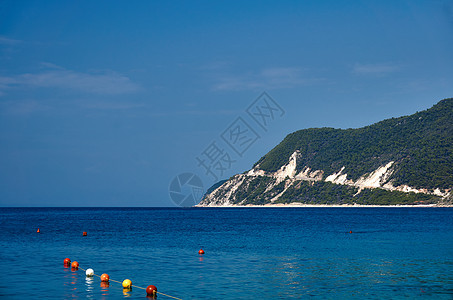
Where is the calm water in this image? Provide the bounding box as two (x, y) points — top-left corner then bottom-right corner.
(0, 207), (452, 299)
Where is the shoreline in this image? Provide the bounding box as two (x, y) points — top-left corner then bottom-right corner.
(196, 203), (453, 208)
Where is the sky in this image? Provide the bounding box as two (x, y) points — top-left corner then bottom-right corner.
(0, 0), (452, 207)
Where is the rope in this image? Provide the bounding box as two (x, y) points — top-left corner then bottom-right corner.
(77, 266), (182, 300)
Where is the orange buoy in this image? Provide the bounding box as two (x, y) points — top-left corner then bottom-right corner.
(64, 258), (71, 265)
(82, 231), (87, 236)
(100, 273), (110, 282)
(349, 230), (352, 234)
(37, 228), (40, 233)
(146, 285), (157, 296)
(71, 261), (79, 269)
(198, 249), (205, 255)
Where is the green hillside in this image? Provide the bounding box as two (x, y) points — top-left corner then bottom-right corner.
(254, 98), (453, 189)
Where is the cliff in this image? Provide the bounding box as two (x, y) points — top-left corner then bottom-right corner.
(198, 98), (452, 206)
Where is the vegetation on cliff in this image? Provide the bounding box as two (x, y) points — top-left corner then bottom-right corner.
(255, 98), (452, 189)
(201, 98), (452, 206)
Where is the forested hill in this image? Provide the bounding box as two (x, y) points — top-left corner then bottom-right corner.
(255, 98), (452, 189)
(198, 98), (452, 206)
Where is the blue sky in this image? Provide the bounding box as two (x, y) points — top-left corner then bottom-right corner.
(1, 0), (452, 206)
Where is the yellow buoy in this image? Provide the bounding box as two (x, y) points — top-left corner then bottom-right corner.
(122, 279), (132, 289)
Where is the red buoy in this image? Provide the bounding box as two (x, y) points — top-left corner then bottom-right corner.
(71, 261), (79, 269)
(101, 273), (110, 282)
(198, 249), (205, 255)
(146, 285), (157, 296)
(64, 258), (71, 265)
(82, 232), (87, 236)
(349, 230), (352, 234)
(37, 228), (40, 233)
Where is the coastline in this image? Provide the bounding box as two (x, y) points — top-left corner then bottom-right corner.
(196, 203), (453, 208)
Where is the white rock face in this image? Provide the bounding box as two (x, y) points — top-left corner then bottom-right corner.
(433, 188), (449, 197)
(198, 174), (247, 206)
(325, 167), (354, 185)
(295, 167), (324, 181)
(197, 150), (451, 206)
(354, 161), (394, 189)
(274, 151), (300, 182)
(247, 167), (265, 176)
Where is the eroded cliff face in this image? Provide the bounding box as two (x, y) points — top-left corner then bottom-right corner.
(198, 151), (451, 207)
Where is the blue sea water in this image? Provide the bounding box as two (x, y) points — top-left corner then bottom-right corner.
(0, 207), (452, 299)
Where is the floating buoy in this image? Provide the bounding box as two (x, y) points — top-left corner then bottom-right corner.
(37, 228), (40, 233)
(64, 258), (71, 265)
(71, 261), (79, 269)
(82, 232), (87, 236)
(86, 268), (94, 277)
(349, 230), (352, 234)
(122, 279), (132, 289)
(146, 285), (157, 296)
(198, 249), (205, 255)
(100, 273), (110, 282)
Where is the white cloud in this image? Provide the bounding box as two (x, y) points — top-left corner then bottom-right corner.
(0, 99), (49, 115)
(149, 108), (240, 117)
(0, 76), (16, 96)
(0, 65), (141, 96)
(212, 67), (320, 91)
(0, 36), (22, 45)
(352, 63), (400, 75)
(81, 101), (147, 110)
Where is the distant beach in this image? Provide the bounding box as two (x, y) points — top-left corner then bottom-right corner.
(197, 203), (452, 208)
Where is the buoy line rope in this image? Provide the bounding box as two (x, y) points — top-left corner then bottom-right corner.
(78, 267), (182, 300)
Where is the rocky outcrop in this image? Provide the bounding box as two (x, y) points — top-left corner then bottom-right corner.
(198, 150), (450, 207)
(199, 98), (453, 206)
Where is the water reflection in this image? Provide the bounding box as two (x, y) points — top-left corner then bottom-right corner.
(123, 288), (132, 297)
(85, 276), (94, 297)
(70, 270), (78, 286)
(100, 281), (109, 296)
(62, 266), (78, 299)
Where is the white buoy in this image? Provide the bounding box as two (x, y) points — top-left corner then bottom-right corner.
(86, 268), (94, 277)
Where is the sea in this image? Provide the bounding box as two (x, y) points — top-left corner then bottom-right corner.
(0, 207), (452, 299)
